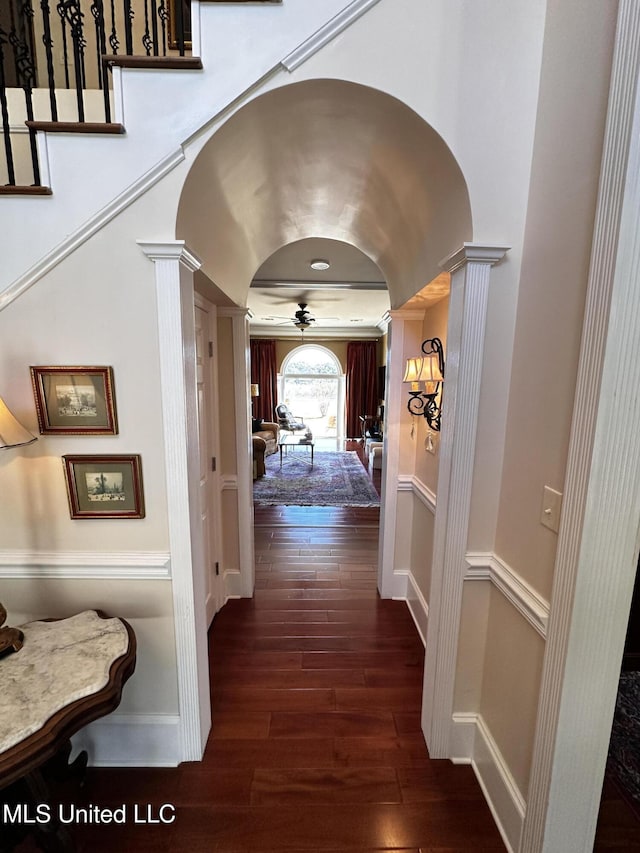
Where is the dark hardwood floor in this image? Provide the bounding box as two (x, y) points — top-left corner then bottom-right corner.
(16, 443), (507, 852)
(13, 442), (635, 850)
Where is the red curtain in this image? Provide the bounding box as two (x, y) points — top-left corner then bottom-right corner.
(346, 341), (378, 438)
(250, 339), (278, 422)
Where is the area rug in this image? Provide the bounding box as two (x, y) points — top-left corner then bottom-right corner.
(253, 450), (380, 507)
(607, 671), (640, 816)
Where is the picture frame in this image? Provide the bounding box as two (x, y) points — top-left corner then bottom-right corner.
(30, 366), (118, 435)
(62, 455), (145, 519)
(167, 0), (282, 48)
(167, 0), (192, 50)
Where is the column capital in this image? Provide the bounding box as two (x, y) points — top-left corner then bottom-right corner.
(137, 240), (202, 272)
(439, 243), (510, 274)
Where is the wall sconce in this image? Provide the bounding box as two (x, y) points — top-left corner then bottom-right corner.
(250, 384), (260, 399)
(402, 338), (445, 431)
(0, 395), (37, 655)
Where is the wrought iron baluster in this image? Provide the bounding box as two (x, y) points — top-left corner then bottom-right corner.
(10, 0), (41, 185)
(142, 0), (152, 56)
(56, 1), (87, 122)
(90, 0), (112, 122)
(176, 0), (185, 56)
(108, 0), (119, 54)
(122, 0), (133, 55)
(0, 29), (17, 186)
(157, 0), (167, 56)
(150, 0), (158, 57)
(39, 0), (59, 121)
(57, 1), (71, 88)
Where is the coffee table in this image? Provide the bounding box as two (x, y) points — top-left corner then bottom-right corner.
(278, 433), (315, 468)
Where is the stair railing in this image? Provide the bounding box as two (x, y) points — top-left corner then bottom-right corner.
(0, 0), (191, 190)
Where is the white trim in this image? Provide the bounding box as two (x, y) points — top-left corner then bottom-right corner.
(72, 714), (181, 767)
(0, 150), (185, 313)
(378, 311), (417, 598)
(523, 3), (640, 849)
(405, 570), (429, 646)
(221, 475), (239, 491)
(450, 713), (525, 853)
(397, 474), (437, 515)
(281, 0), (384, 72)
(0, 551), (170, 580)
(219, 307), (255, 598)
(465, 553), (549, 639)
(423, 244), (509, 758)
(223, 568), (243, 601)
(139, 241), (210, 763)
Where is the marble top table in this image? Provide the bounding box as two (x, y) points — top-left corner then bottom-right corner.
(0, 609), (136, 789)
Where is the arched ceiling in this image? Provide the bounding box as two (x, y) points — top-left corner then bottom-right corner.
(177, 78), (471, 310)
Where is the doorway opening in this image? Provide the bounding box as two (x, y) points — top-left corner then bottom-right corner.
(279, 345), (344, 448)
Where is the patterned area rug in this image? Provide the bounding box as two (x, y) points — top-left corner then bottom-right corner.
(253, 450), (380, 507)
(607, 671), (640, 814)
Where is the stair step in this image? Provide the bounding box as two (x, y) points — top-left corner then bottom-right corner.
(103, 55), (203, 71)
(0, 185), (52, 196)
(25, 121), (125, 135)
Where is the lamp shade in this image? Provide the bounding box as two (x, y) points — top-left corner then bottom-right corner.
(0, 396), (37, 449)
(403, 357), (423, 384)
(250, 384), (260, 398)
(417, 353), (444, 384)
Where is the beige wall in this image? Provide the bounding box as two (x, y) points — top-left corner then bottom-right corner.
(454, 0), (618, 799)
(0, 215), (178, 717)
(3, 579), (179, 715)
(413, 297), (449, 494)
(480, 587), (545, 797)
(494, 0), (617, 601)
(409, 498), (435, 603)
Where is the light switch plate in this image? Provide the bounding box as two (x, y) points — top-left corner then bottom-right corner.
(541, 485), (563, 533)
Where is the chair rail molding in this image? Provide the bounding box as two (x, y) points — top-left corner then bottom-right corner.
(465, 552), (549, 640)
(281, 0), (384, 71)
(422, 243), (509, 759)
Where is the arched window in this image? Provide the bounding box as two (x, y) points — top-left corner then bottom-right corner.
(280, 345), (344, 440)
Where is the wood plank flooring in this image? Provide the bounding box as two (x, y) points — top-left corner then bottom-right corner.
(10, 445), (635, 850)
(42, 505), (505, 853)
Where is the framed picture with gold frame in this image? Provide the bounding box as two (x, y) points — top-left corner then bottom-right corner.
(167, 0), (282, 49)
(167, 0), (191, 50)
(63, 455), (145, 519)
(30, 366), (118, 435)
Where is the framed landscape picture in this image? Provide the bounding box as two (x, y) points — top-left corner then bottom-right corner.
(63, 455), (145, 519)
(30, 366), (118, 435)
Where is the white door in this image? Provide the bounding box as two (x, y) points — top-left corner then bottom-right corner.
(195, 297), (222, 624)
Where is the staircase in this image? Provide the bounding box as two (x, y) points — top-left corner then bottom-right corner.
(0, 0), (378, 297)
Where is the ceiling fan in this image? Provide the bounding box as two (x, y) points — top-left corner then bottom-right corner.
(292, 303), (316, 330)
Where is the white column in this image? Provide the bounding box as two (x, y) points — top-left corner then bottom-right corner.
(422, 243), (509, 758)
(522, 2), (640, 849)
(378, 309), (424, 598)
(138, 240), (211, 762)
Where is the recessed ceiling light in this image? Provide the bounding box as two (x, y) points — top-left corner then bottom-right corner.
(310, 259), (330, 271)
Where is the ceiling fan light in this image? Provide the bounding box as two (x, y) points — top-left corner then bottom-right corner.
(310, 259), (330, 271)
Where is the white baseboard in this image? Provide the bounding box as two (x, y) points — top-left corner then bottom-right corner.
(71, 714), (181, 767)
(223, 568), (243, 600)
(406, 571), (429, 645)
(451, 713), (525, 853)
